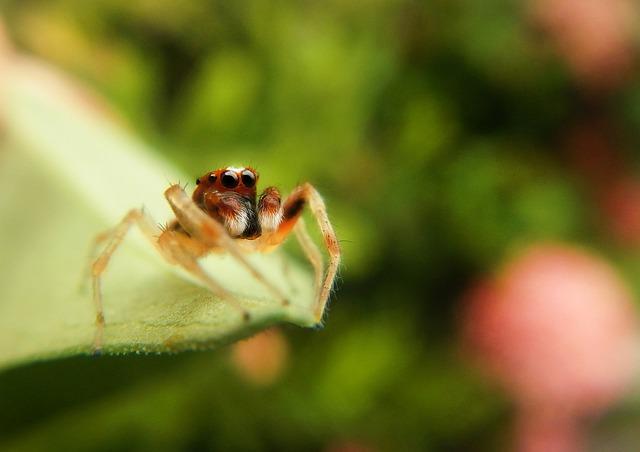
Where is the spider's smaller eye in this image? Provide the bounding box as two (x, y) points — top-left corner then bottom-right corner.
(241, 170), (256, 188)
(196, 178), (201, 185)
(221, 171), (239, 189)
(208, 174), (217, 184)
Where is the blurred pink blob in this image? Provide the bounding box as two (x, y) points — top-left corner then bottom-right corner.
(231, 328), (290, 386)
(532, 0), (637, 88)
(462, 244), (639, 451)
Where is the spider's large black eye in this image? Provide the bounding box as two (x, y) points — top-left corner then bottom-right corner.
(241, 170), (256, 188)
(221, 171), (239, 188)
(208, 173), (217, 184)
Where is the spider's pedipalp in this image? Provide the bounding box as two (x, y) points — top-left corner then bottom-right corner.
(258, 186), (283, 232)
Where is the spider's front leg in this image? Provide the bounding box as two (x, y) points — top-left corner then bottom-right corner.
(164, 185), (290, 306)
(259, 183), (341, 322)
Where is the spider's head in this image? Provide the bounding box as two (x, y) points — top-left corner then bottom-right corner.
(191, 166), (261, 238)
(193, 166), (259, 198)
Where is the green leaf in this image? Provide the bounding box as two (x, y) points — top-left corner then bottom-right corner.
(0, 56), (317, 370)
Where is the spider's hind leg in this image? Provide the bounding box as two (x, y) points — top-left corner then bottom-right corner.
(260, 183), (341, 322)
(293, 218), (324, 295)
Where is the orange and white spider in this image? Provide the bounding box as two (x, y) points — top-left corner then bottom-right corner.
(90, 166), (340, 351)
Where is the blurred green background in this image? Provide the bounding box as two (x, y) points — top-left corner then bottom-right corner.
(1, 0), (640, 451)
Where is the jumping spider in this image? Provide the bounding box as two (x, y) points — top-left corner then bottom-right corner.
(90, 166), (340, 351)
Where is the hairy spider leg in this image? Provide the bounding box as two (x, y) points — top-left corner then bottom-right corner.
(256, 183), (341, 322)
(90, 208), (161, 352)
(90, 206), (249, 354)
(253, 188), (323, 297)
(293, 218), (324, 295)
(164, 185), (290, 306)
